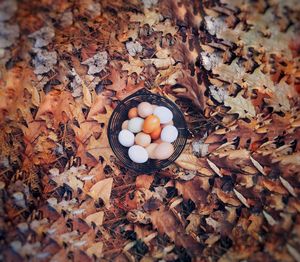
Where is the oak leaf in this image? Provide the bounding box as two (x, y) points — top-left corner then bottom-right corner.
(89, 178), (113, 207)
(224, 92), (256, 119)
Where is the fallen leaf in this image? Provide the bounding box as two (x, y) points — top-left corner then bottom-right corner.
(207, 158), (223, 177)
(89, 178), (113, 207)
(85, 211), (104, 227)
(224, 92), (256, 119)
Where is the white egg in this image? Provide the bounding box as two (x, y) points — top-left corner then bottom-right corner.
(160, 125), (178, 143)
(128, 117), (144, 133)
(128, 145), (149, 163)
(118, 129), (135, 147)
(153, 106), (173, 124)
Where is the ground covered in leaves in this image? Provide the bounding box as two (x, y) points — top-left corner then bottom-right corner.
(0, 0), (300, 261)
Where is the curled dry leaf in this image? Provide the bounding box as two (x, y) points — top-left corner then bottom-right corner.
(279, 176), (297, 197)
(233, 188), (250, 208)
(175, 153), (214, 176)
(207, 158), (223, 177)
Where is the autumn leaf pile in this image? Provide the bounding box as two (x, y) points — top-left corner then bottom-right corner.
(0, 0), (300, 261)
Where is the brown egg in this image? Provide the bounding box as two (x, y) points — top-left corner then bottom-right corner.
(122, 120), (129, 129)
(137, 102), (153, 118)
(143, 115), (160, 134)
(128, 107), (138, 119)
(153, 138), (163, 144)
(150, 126), (162, 140)
(152, 104), (158, 110)
(145, 143), (158, 159)
(135, 132), (151, 147)
(154, 142), (174, 160)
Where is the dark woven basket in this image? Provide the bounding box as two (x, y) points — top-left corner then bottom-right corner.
(107, 88), (188, 173)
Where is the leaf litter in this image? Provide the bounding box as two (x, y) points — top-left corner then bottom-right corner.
(0, 0), (299, 261)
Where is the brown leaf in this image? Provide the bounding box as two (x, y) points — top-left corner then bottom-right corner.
(136, 175), (154, 190)
(89, 178), (113, 207)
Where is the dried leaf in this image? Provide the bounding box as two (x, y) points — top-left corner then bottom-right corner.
(233, 188), (250, 208)
(82, 81), (92, 107)
(82, 51), (108, 75)
(263, 210), (277, 226)
(85, 211), (104, 227)
(207, 158), (223, 177)
(89, 178), (113, 207)
(224, 92), (256, 119)
(250, 156), (267, 176)
(279, 176), (297, 197)
(86, 242), (103, 258)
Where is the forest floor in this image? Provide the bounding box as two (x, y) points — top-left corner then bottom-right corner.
(0, 0), (300, 261)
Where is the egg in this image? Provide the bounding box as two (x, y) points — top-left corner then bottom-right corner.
(145, 143), (158, 159)
(161, 125), (178, 143)
(135, 132), (151, 147)
(153, 138), (163, 144)
(143, 115), (160, 133)
(162, 120), (174, 128)
(128, 117), (144, 133)
(128, 107), (138, 119)
(154, 142), (174, 160)
(118, 129), (135, 147)
(137, 102), (153, 118)
(128, 145), (149, 163)
(122, 120), (129, 129)
(150, 126), (162, 140)
(153, 106), (173, 124)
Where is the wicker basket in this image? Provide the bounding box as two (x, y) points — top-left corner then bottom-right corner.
(107, 88), (188, 173)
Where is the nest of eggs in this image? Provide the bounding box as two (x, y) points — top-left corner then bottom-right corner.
(120, 102), (177, 163)
(108, 89), (188, 173)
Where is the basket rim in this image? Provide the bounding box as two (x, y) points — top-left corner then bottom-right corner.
(107, 88), (188, 173)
